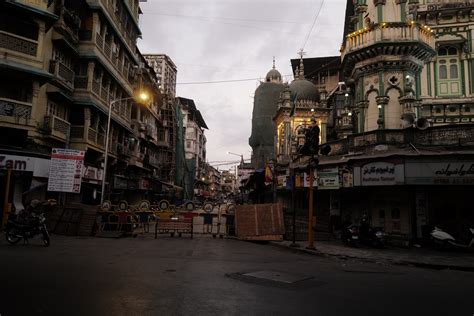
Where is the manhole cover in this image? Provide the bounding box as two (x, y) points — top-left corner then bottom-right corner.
(241, 270), (312, 284)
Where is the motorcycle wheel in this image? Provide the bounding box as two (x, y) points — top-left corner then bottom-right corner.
(41, 228), (50, 247)
(5, 230), (21, 245)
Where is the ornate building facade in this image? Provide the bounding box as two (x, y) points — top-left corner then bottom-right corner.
(275, 0), (474, 245)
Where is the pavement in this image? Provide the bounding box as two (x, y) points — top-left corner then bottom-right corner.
(271, 239), (474, 271)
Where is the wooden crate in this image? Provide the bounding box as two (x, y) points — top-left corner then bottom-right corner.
(235, 203), (284, 241)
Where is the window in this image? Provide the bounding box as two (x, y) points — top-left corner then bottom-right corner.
(46, 100), (68, 120)
(437, 46), (462, 96)
(186, 140), (191, 149)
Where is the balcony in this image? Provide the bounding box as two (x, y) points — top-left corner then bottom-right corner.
(0, 30), (37, 57)
(70, 125), (105, 150)
(341, 22), (435, 63)
(116, 143), (131, 157)
(11, 0), (48, 10)
(43, 115), (70, 141)
(53, 5), (81, 44)
(94, 33), (134, 86)
(0, 97), (32, 124)
(49, 59), (75, 90)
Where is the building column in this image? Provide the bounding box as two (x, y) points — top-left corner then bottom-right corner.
(376, 96), (389, 129)
(36, 22), (46, 61)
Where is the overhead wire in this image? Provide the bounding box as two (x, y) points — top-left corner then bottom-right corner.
(301, 0), (325, 51)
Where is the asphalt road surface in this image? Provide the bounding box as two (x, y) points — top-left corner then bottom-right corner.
(0, 235), (473, 316)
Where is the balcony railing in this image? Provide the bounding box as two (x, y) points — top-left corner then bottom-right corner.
(0, 31), (37, 56)
(0, 97), (32, 119)
(70, 125), (105, 149)
(49, 60), (75, 89)
(95, 33), (133, 85)
(43, 115), (70, 140)
(341, 23), (435, 61)
(117, 143), (131, 157)
(74, 75), (88, 89)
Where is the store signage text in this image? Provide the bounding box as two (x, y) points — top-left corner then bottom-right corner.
(0, 156), (28, 170)
(434, 163), (474, 177)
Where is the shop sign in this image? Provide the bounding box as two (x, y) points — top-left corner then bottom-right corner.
(277, 175), (287, 188)
(47, 149), (84, 193)
(355, 162), (404, 186)
(83, 166), (103, 182)
(318, 167), (339, 190)
(303, 170), (318, 188)
(0, 154), (50, 178)
(341, 167), (353, 188)
(405, 161), (474, 185)
(139, 179), (151, 190)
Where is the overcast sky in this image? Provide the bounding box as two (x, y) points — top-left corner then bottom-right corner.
(138, 0), (347, 170)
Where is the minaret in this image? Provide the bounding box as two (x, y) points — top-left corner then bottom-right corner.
(341, 1), (436, 132)
(249, 59), (285, 169)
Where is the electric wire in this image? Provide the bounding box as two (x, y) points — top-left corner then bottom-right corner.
(301, 0), (325, 51)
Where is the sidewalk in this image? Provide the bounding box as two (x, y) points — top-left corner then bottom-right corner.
(271, 240), (474, 271)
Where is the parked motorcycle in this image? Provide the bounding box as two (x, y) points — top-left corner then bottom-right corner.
(5, 199), (56, 247)
(341, 224), (359, 247)
(360, 226), (385, 248)
(431, 226), (474, 250)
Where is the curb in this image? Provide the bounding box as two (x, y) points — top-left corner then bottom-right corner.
(270, 242), (474, 272)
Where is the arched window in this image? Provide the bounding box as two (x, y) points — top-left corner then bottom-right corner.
(437, 46), (462, 96)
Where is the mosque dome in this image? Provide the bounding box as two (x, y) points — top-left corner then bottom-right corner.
(289, 79), (320, 102)
(289, 57), (320, 102)
(266, 68), (282, 82)
(264, 57), (282, 83)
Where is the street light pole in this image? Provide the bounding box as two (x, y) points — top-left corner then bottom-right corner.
(100, 94), (149, 205)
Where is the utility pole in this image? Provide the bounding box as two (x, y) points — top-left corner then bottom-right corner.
(307, 163), (316, 250)
(2, 168), (12, 229)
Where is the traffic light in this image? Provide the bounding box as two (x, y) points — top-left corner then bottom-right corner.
(299, 125), (320, 156)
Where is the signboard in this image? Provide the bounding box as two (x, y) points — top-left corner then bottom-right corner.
(341, 167), (353, 188)
(0, 154), (50, 178)
(303, 170), (318, 187)
(355, 162), (404, 186)
(405, 161), (474, 185)
(277, 175), (287, 188)
(318, 167), (339, 190)
(47, 148), (85, 193)
(83, 166), (103, 182)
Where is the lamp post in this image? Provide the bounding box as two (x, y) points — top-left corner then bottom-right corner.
(100, 92), (149, 205)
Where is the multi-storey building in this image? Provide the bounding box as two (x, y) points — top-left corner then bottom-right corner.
(0, 0), (174, 216)
(143, 54), (177, 97)
(176, 97), (208, 199)
(220, 170), (237, 197)
(143, 54), (178, 184)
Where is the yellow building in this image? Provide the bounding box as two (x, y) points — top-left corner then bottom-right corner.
(0, 0), (167, 213)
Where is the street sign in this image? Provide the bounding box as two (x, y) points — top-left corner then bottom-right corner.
(47, 148), (85, 193)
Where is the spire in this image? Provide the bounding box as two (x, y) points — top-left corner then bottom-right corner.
(297, 49), (306, 80)
(272, 56), (276, 69)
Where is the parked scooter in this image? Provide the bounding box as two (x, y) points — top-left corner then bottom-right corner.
(5, 199), (56, 247)
(431, 226), (474, 250)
